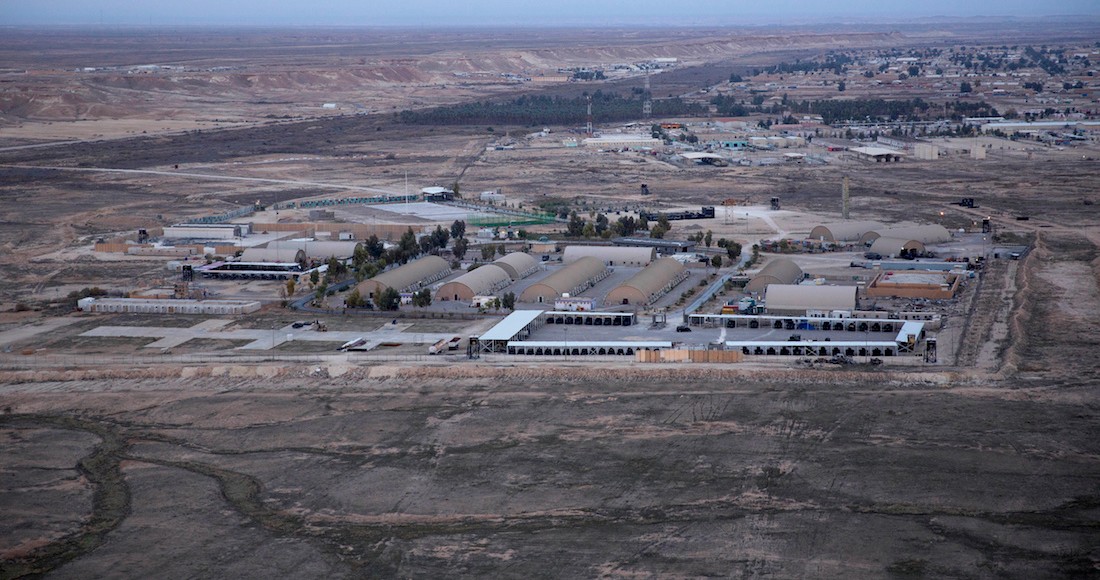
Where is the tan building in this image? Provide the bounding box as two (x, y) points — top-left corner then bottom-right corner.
(266, 240), (362, 261)
(764, 284), (858, 315)
(519, 257), (610, 304)
(436, 265), (512, 302)
(605, 258), (689, 306)
(355, 255), (451, 301)
(562, 245), (655, 267)
(867, 237), (926, 258)
(865, 271), (962, 300)
(860, 224), (951, 245)
(745, 258), (803, 293)
(492, 252), (540, 280)
(807, 221), (885, 242)
(239, 247), (306, 265)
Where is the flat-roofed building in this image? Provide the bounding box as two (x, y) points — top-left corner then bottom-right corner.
(77, 298), (261, 315)
(605, 258), (689, 306)
(764, 284), (858, 315)
(866, 270), (962, 300)
(519, 257), (610, 304)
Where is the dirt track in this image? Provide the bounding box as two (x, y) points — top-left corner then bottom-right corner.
(2, 23), (1100, 579)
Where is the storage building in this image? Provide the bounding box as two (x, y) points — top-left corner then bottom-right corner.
(860, 224), (950, 245)
(519, 257), (611, 304)
(77, 298), (261, 315)
(162, 224), (250, 240)
(867, 237), (926, 259)
(492, 252), (540, 280)
(266, 240), (362, 261)
(562, 246), (655, 267)
(239, 247), (306, 265)
(436, 265), (512, 302)
(764, 284), (858, 315)
(605, 258), (689, 306)
(745, 258), (804, 293)
(807, 221), (884, 243)
(355, 256), (451, 301)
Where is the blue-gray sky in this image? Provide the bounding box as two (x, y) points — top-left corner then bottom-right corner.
(3, 0), (1099, 26)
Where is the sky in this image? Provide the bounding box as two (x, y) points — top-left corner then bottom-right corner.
(3, 0), (1099, 27)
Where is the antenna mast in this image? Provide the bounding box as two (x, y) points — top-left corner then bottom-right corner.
(842, 175), (850, 219)
(586, 95), (593, 136)
(643, 68), (652, 118)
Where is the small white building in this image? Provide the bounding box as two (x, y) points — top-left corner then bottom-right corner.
(554, 296), (597, 311)
(162, 223), (250, 240)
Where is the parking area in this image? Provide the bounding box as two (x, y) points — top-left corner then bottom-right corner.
(525, 316), (891, 348)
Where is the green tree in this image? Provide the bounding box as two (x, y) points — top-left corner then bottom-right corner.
(567, 211), (585, 237)
(704, 230), (713, 248)
(497, 244), (507, 256)
(711, 254), (723, 269)
(960, 81), (973, 93)
(365, 234), (384, 259)
(326, 256), (346, 280)
(725, 242), (742, 261)
(650, 224), (668, 239)
(481, 244), (495, 261)
(352, 244), (369, 268)
(837, 81), (846, 92)
(412, 288), (432, 307)
(657, 213), (671, 233)
(377, 287), (401, 311)
(309, 269), (320, 287)
(450, 219), (466, 239)
(345, 288), (363, 308)
(582, 222), (596, 238)
(502, 291), (516, 311)
(399, 228), (418, 255)
(595, 213), (609, 235)
(453, 237), (468, 260)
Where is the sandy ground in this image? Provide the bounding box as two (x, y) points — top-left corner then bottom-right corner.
(1, 24), (1100, 579)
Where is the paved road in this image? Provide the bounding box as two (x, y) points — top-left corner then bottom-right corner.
(0, 164), (401, 195)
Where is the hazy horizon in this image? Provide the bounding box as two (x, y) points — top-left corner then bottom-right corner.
(4, 0), (1100, 27)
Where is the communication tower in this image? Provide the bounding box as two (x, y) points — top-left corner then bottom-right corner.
(586, 95), (593, 136)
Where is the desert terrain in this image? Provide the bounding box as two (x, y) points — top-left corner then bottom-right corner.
(1, 23), (1099, 578)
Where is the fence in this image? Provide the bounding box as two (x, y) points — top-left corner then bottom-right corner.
(0, 351), (467, 370)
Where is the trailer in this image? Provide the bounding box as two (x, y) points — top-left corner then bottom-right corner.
(428, 338), (450, 354)
(339, 337), (366, 351)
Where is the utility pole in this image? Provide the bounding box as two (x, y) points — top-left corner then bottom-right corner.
(586, 95), (593, 137)
(842, 175), (850, 220)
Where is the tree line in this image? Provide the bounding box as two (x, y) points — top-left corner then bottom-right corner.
(399, 91), (707, 126)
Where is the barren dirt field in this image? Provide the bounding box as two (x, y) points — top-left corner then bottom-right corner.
(2, 24), (1100, 579)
